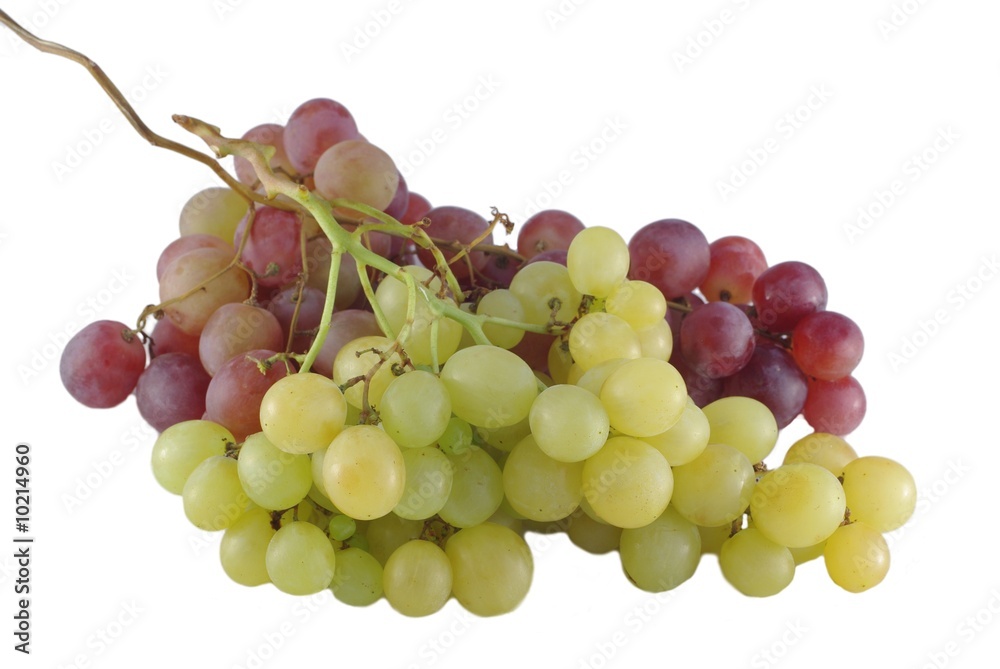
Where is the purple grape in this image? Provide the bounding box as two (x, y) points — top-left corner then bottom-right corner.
(669, 347), (723, 408)
(400, 192), (432, 225)
(283, 98), (360, 174)
(416, 206), (493, 281)
(384, 171), (410, 220)
(61, 320), (146, 409)
(135, 353), (211, 431)
(204, 349), (291, 441)
(266, 286), (326, 354)
(312, 309), (384, 377)
(149, 317), (201, 359)
(234, 206), (303, 289)
(628, 219), (710, 298)
(679, 301), (755, 379)
(803, 376), (866, 435)
(751, 261), (827, 334)
(522, 249), (568, 267)
(516, 210), (585, 260)
(479, 250), (523, 288)
(722, 343), (808, 429)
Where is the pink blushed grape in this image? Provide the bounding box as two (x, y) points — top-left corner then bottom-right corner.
(61, 320), (146, 409)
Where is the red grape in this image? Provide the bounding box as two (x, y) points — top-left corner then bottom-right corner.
(802, 375), (866, 435)
(60, 320), (146, 408)
(791, 311), (864, 381)
(700, 235), (767, 303)
(628, 219), (710, 298)
(751, 261), (827, 334)
(135, 352), (211, 431)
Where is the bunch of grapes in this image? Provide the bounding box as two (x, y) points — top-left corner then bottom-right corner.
(59, 95), (916, 616)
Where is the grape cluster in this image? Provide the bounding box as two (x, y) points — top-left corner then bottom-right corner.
(60, 96), (916, 615)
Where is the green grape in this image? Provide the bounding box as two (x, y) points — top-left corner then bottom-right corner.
(783, 432), (858, 475)
(502, 435), (583, 522)
(265, 521), (337, 596)
(383, 540), (453, 617)
(789, 541), (827, 565)
(619, 506), (701, 592)
(440, 345), (538, 429)
(374, 265), (462, 366)
(237, 432), (312, 510)
(151, 420), (233, 494)
(182, 455), (249, 531)
(332, 335), (403, 410)
(345, 533), (370, 552)
(670, 443), (755, 527)
(841, 456), (917, 532)
(824, 521), (890, 593)
(581, 436), (673, 529)
(640, 397), (710, 466)
(566, 510), (623, 554)
(439, 416), (474, 455)
(605, 279), (668, 330)
(475, 415), (531, 453)
(720, 528), (795, 597)
(702, 396), (778, 464)
(568, 312), (641, 372)
(310, 445), (331, 498)
(529, 384), (609, 462)
(330, 547), (383, 607)
(478, 288), (527, 349)
(438, 445), (504, 528)
(178, 186), (248, 242)
(259, 372), (347, 454)
(567, 226), (630, 298)
(698, 523), (734, 556)
(635, 319), (673, 361)
(446, 522), (533, 616)
(508, 260), (583, 326)
(219, 506), (275, 587)
(365, 513), (423, 565)
(379, 370), (452, 448)
(600, 358), (686, 438)
(328, 514), (357, 542)
(547, 338), (574, 384)
(308, 484), (340, 513)
(323, 425), (405, 520)
(750, 463), (847, 548)
(574, 358), (627, 397)
(393, 447), (454, 520)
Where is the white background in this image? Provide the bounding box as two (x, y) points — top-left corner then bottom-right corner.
(2, 1), (998, 668)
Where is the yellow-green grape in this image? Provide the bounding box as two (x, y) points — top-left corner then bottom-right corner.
(529, 384), (610, 462)
(259, 373), (347, 454)
(702, 396), (778, 464)
(568, 312), (641, 371)
(605, 280), (668, 330)
(698, 523), (734, 555)
(219, 507), (275, 587)
(438, 445), (504, 528)
(619, 506), (701, 592)
(841, 456), (917, 532)
(502, 435), (583, 522)
(265, 521), (337, 596)
(823, 521), (890, 593)
(509, 260), (583, 326)
(474, 415), (530, 453)
(446, 522), (533, 616)
(565, 363), (585, 386)
(310, 445), (331, 499)
(440, 345), (538, 429)
(379, 370), (452, 448)
(237, 432), (312, 510)
(183, 455), (249, 531)
(374, 265), (463, 366)
(670, 443), (755, 527)
(440, 416), (474, 455)
(566, 510), (623, 554)
(332, 335), (403, 410)
(567, 226), (630, 298)
(789, 541), (827, 565)
(640, 397), (710, 466)
(574, 358), (627, 397)
(635, 319), (673, 361)
(178, 186), (248, 242)
(331, 547), (383, 607)
(547, 339), (575, 384)
(750, 463), (847, 548)
(365, 513), (423, 565)
(382, 540), (453, 617)
(328, 514), (357, 542)
(393, 447), (454, 520)
(487, 505), (525, 533)
(720, 528), (795, 597)
(323, 425), (405, 520)
(783, 432), (858, 475)
(151, 420), (233, 494)
(600, 358), (686, 437)
(581, 436), (673, 528)
(478, 288), (526, 349)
